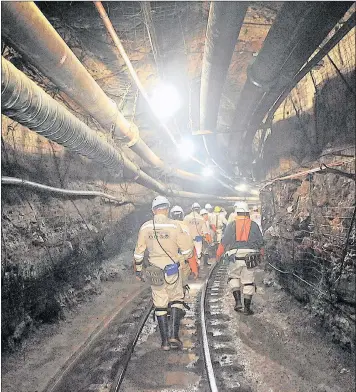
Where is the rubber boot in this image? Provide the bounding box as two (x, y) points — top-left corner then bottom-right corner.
(232, 290), (243, 312)
(169, 307), (184, 349)
(157, 314), (170, 351)
(203, 254), (209, 266)
(243, 295), (254, 315)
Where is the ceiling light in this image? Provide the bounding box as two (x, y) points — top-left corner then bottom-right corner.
(150, 83), (181, 119)
(235, 183), (248, 192)
(202, 167), (214, 177)
(178, 138), (195, 160)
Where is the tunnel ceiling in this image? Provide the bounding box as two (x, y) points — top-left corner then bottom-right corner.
(3, 1), (353, 195)
(32, 1), (281, 174)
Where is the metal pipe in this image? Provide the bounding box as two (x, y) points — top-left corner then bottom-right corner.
(1, 1), (201, 183)
(2, 58), (253, 202)
(200, 1), (248, 179)
(141, 1), (162, 72)
(231, 2), (352, 168)
(93, 1), (239, 191)
(230, 2), (315, 135)
(93, 2), (177, 145)
(231, 2), (352, 140)
(242, 3), (354, 152)
(1, 57), (166, 193)
(1, 176), (131, 204)
(263, 13), (356, 128)
(200, 1), (248, 134)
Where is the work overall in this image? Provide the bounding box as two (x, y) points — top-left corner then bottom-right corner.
(226, 217), (261, 313)
(134, 214), (193, 349)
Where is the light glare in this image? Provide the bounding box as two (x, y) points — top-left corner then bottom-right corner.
(150, 84), (181, 119)
(235, 183), (248, 192)
(178, 138), (195, 160)
(202, 167), (214, 177)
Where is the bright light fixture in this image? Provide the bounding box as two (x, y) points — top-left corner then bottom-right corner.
(150, 83), (181, 119)
(202, 167), (214, 177)
(178, 138), (195, 160)
(235, 183), (248, 192)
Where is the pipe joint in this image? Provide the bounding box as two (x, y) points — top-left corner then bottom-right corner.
(247, 65), (275, 92)
(126, 122), (140, 147)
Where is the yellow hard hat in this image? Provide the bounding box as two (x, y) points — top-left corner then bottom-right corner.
(214, 206), (222, 213)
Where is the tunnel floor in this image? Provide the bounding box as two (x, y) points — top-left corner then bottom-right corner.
(1, 255), (354, 392)
(221, 268), (355, 392)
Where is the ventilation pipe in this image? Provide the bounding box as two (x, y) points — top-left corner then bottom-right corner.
(1, 57), (166, 193)
(200, 1), (248, 134)
(94, 1), (238, 193)
(2, 58), (251, 203)
(242, 4), (354, 149)
(0, 1), (201, 184)
(230, 1), (352, 145)
(262, 12), (356, 133)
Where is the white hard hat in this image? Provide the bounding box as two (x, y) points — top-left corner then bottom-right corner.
(205, 203), (212, 209)
(253, 205), (258, 211)
(152, 195), (170, 210)
(200, 209), (208, 215)
(192, 202), (201, 210)
(234, 201), (249, 213)
(170, 205), (184, 215)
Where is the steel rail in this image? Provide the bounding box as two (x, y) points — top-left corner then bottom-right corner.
(111, 302), (154, 392)
(44, 288), (151, 392)
(200, 261), (220, 392)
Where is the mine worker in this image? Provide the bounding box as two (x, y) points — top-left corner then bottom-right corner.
(134, 196), (194, 350)
(213, 206), (227, 244)
(227, 201), (240, 224)
(216, 201), (263, 315)
(205, 203), (217, 236)
(170, 205), (198, 291)
(250, 205), (262, 233)
(200, 208), (213, 265)
(184, 202), (208, 264)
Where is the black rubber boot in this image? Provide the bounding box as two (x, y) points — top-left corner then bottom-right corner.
(203, 254), (209, 266)
(243, 296), (254, 315)
(233, 290), (243, 312)
(157, 314), (170, 351)
(169, 307), (184, 349)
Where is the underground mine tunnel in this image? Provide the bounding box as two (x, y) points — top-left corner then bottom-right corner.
(1, 1), (355, 391)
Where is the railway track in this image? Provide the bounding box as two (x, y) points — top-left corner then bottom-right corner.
(46, 262), (245, 392)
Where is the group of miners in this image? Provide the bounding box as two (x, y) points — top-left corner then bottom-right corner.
(133, 196), (263, 351)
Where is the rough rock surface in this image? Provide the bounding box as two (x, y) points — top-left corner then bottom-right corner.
(261, 161), (355, 351)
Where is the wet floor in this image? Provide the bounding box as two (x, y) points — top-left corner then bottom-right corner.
(119, 270), (210, 392)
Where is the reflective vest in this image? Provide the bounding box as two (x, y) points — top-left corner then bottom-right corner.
(235, 217), (251, 242)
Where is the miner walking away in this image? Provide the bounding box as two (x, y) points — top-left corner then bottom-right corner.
(217, 202), (264, 315)
(133, 196), (194, 350)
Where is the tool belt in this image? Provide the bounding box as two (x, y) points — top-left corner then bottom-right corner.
(145, 262), (180, 286)
(245, 253), (261, 269)
(145, 264), (165, 286)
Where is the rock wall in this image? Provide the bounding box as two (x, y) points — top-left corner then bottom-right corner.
(258, 28), (355, 351)
(1, 118), (153, 351)
(261, 159), (355, 351)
